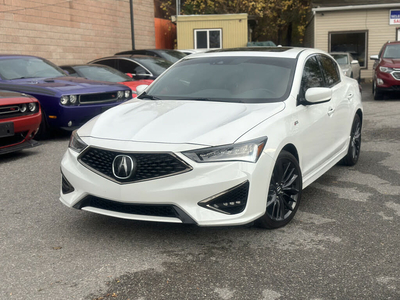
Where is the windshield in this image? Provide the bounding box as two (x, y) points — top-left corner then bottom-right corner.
(139, 56), (295, 103)
(75, 65), (131, 82)
(134, 57), (173, 76)
(331, 54), (348, 65)
(383, 44), (400, 59)
(0, 57), (66, 80)
(159, 50), (187, 62)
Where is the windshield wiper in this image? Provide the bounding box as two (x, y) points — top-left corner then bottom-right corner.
(138, 92), (161, 100)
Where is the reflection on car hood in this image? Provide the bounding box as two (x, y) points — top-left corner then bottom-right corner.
(0, 77), (126, 96)
(79, 99), (285, 146)
(381, 58), (400, 66)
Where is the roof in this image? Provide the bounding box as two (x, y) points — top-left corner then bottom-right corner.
(312, 0), (400, 8)
(184, 47), (323, 60)
(312, 1), (400, 12)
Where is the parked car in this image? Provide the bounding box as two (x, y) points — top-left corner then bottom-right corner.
(88, 55), (173, 81)
(59, 64), (153, 94)
(370, 40), (400, 100)
(60, 47), (363, 229)
(176, 49), (208, 55)
(114, 49), (187, 63)
(0, 90), (41, 155)
(0, 55), (132, 137)
(330, 52), (361, 82)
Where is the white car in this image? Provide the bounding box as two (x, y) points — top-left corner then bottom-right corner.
(60, 47), (363, 229)
(330, 52), (361, 83)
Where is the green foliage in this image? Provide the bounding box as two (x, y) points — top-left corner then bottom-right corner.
(161, 0), (311, 45)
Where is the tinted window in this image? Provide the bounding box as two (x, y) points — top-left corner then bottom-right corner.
(94, 59), (117, 69)
(117, 60), (147, 75)
(140, 56), (295, 103)
(196, 31), (208, 49)
(61, 66), (79, 77)
(209, 30), (221, 48)
(301, 56), (324, 97)
(319, 55), (340, 87)
(0, 57), (66, 80)
(383, 44), (400, 59)
(133, 57), (172, 76)
(75, 65), (131, 82)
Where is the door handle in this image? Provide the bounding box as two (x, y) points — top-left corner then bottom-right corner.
(347, 93), (354, 101)
(328, 107), (335, 116)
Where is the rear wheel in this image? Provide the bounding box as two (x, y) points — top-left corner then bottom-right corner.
(255, 151), (302, 229)
(341, 114), (362, 166)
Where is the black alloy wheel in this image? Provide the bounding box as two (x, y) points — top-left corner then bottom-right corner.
(341, 114), (362, 166)
(255, 150), (302, 229)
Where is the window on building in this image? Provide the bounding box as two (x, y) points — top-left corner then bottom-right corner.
(194, 29), (222, 49)
(329, 31), (367, 68)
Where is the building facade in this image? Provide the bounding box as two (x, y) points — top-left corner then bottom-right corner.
(305, 2), (400, 80)
(173, 14), (248, 50)
(0, 0), (155, 65)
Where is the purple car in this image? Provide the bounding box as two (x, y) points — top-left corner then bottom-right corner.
(0, 55), (132, 137)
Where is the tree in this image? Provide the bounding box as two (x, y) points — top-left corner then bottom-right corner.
(160, 0), (311, 46)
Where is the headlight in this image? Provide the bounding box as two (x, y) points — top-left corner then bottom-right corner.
(28, 102), (37, 112)
(60, 95), (69, 105)
(19, 103), (27, 112)
(69, 130), (87, 153)
(379, 66), (394, 73)
(125, 90), (131, 98)
(60, 95), (79, 106)
(70, 95), (77, 104)
(183, 137), (267, 163)
(117, 91), (124, 99)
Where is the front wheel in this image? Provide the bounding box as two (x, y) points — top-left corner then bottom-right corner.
(341, 114), (361, 166)
(373, 80), (383, 100)
(255, 151), (302, 229)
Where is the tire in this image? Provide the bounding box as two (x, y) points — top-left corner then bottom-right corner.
(373, 80), (383, 100)
(255, 150), (302, 229)
(341, 114), (361, 166)
(34, 111), (50, 140)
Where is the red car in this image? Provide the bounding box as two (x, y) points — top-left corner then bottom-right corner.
(0, 90), (41, 155)
(59, 64), (153, 94)
(370, 41), (400, 100)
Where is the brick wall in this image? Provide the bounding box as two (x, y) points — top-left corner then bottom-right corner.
(0, 0), (155, 65)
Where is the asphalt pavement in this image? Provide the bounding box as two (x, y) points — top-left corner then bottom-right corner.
(0, 82), (399, 300)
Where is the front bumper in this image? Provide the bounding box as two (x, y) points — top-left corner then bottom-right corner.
(59, 142), (274, 226)
(48, 101), (128, 131)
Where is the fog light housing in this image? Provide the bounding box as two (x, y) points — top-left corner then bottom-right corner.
(61, 173), (75, 194)
(198, 181), (249, 215)
(377, 78), (384, 85)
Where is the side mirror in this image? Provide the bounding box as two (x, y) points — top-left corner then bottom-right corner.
(370, 55), (379, 60)
(136, 84), (149, 96)
(126, 73), (133, 78)
(351, 60), (359, 64)
(304, 87), (332, 104)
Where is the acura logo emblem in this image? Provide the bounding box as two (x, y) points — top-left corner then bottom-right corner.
(112, 155), (136, 179)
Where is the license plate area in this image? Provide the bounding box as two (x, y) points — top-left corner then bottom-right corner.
(0, 122), (14, 138)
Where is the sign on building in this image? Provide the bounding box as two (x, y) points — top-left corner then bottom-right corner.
(390, 10), (400, 25)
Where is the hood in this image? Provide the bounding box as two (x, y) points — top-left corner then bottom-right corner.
(79, 99), (285, 146)
(381, 58), (400, 66)
(0, 77), (128, 97)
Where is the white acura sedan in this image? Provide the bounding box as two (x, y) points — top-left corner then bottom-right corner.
(60, 47), (363, 229)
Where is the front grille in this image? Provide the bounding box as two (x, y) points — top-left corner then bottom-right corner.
(79, 147), (192, 183)
(0, 131), (27, 147)
(198, 181), (249, 215)
(392, 72), (400, 80)
(79, 92), (124, 104)
(0, 105), (35, 120)
(76, 195), (179, 218)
